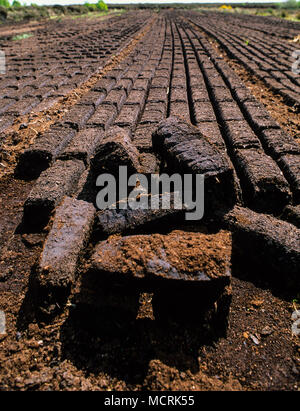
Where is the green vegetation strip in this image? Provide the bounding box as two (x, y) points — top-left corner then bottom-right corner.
(12, 32), (34, 41)
(0, 1), (110, 24)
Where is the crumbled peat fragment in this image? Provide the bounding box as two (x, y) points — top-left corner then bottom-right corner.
(16, 126), (76, 179)
(24, 159), (85, 229)
(58, 128), (104, 166)
(152, 116), (236, 208)
(219, 206), (300, 291)
(89, 230), (232, 325)
(91, 126), (141, 175)
(35, 197), (95, 316)
(95, 193), (186, 236)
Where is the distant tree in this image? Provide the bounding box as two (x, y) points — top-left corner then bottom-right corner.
(0, 0), (10, 7)
(84, 2), (97, 10)
(12, 0), (21, 7)
(96, 0), (108, 12)
(282, 0), (298, 8)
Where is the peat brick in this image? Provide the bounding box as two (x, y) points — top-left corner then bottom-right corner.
(152, 116), (235, 208)
(170, 87), (188, 103)
(125, 89), (147, 108)
(169, 102), (190, 122)
(233, 148), (291, 212)
(281, 204), (300, 229)
(197, 122), (226, 150)
(152, 116), (199, 151)
(140, 102), (166, 124)
(114, 104), (141, 130)
(139, 152), (159, 173)
(148, 87), (168, 103)
(91, 126), (140, 175)
(169, 138), (232, 177)
(219, 206), (300, 291)
(59, 128), (104, 166)
(24, 159), (85, 229)
(233, 87), (256, 104)
(212, 87), (233, 102)
(242, 101), (280, 131)
(217, 101), (245, 121)
(133, 123), (158, 152)
(194, 101), (217, 123)
(16, 126), (76, 179)
(172, 72), (186, 84)
(278, 154), (300, 202)
(0, 115), (14, 133)
(91, 230), (231, 285)
(133, 78), (150, 90)
(114, 78), (133, 95)
(260, 129), (300, 159)
(93, 77), (115, 94)
(123, 70), (139, 83)
(90, 230), (232, 323)
(0, 98), (17, 115)
(206, 74), (227, 88)
(107, 68), (124, 82)
(95, 193), (185, 236)
(155, 68), (170, 78)
(225, 121), (261, 149)
(251, 117), (281, 132)
(103, 89), (127, 112)
(151, 76), (169, 88)
(79, 91), (106, 108)
(36, 197), (95, 315)
(190, 86), (210, 102)
(86, 104), (117, 130)
(7, 97), (40, 116)
(63, 104), (95, 130)
(242, 101), (269, 119)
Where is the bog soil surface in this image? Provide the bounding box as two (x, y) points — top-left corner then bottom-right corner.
(0, 9), (299, 391)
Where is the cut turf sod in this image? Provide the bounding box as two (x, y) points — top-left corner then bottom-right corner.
(23, 159), (85, 229)
(35, 197), (96, 316)
(89, 230), (232, 326)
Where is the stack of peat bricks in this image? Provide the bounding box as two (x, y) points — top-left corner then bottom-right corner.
(15, 12), (300, 336)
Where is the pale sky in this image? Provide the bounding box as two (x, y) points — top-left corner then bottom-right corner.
(20, 1), (283, 5)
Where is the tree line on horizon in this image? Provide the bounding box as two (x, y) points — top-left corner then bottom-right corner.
(1, 0), (300, 11)
(0, 0), (108, 10)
